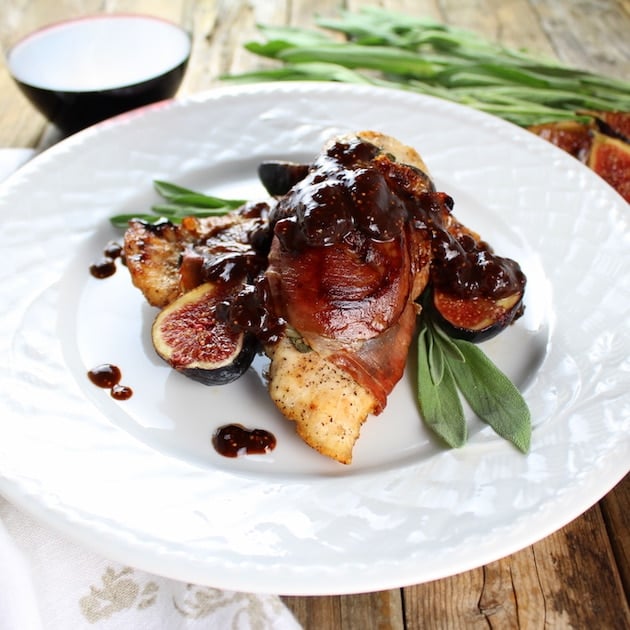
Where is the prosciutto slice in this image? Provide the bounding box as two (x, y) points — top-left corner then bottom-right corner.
(265, 131), (435, 411)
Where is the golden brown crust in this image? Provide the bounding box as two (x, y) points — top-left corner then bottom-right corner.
(357, 130), (432, 176)
(122, 213), (253, 308)
(266, 336), (378, 464)
(123, 219), (183, 308)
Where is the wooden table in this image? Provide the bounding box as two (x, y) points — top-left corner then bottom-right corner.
(1, 1), (628, 627)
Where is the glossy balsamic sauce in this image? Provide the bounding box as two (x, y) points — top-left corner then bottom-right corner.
(271, 138), (525, 301)
(271, 138), (405, 250)
(418, 193), (526, 300)
(204, 138), (526, 346)
(110, 383), (133, 401)
(90, 240), (123, 279)
(212, 424), (277, 457)
(103, 241), (123, 259)
(215, 275), (285, 345)
(116, 138), (524, 357)
(87, 363), (133, 400)
(174, 203), (286, 345)
(89, 136), (527, 459)
(89, 256), (118, 279)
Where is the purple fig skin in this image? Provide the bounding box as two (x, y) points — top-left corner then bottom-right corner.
(258, 161), (309, 196)
(429, 289), (525, 343)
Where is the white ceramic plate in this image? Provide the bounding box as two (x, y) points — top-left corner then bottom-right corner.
(0, 83), (628, 596)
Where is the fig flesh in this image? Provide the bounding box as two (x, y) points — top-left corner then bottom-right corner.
(586, 110), (630, 143)
(429, 288), (525, 343)
(528, 120), (593, 162)
(427, 228), (526, 343)
(528, 117), (630, 202)
(587, 133), (630, 203)
(152, 282), (257, 385)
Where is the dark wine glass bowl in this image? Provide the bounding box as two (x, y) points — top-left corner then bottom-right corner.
(7, 14), (191, 135)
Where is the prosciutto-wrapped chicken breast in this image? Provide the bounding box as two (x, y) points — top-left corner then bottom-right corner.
(123, 130), (525, 464)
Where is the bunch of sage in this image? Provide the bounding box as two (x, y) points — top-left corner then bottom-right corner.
(224, 6), (630, 126)
(417, 312), (530, 452)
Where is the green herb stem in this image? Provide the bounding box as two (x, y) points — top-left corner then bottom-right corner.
(276, 43), (436, 78)
(109, 181), (246, 228)
(227, 8), (630, 127)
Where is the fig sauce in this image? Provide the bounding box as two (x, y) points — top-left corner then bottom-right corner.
(212, 424), (277, 457)
(270, 137), (524, 302)
(90, 240), (123, 279)
(87, 363), (133, 400)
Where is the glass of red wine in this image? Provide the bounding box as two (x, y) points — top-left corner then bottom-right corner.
(2, 3), (192, 136)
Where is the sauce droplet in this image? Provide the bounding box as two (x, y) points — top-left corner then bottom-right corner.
(87, 363), (121, 388)
(212, 423), (276, 457)
(87, 363), (133, 400)
(103, 241), (123, 259)
(90, 241), (123, 278)
(111, 383), (133, 401)
(89, 256), (117, 279)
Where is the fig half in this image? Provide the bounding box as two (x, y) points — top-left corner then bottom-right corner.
(429, 288), (524, 343)
(152, 282), (257, 385)
(258, 161), (309, 196)
(587, 133), (630, 203)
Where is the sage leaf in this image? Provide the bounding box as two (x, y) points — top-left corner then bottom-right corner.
(448, 338), (531, 453)
(427, 328), (444, 385)
(417, 328), (467, 448)
(110, 181), (247, 228)
(431, 320), (465, 362)
(154, 180), (246, 209)
(150, 203), (235, 218)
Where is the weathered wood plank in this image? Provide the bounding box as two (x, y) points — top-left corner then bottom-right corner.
(288, 0), (344, 26)
(529, 0), (630, 80)
(0, 69), (47, 148)
(403, 500), (630, 628)
(424, 0), (558, 57)
(181, 0), (286, 91)
(403, 567), (488, 629)
(531, 500), (630, 628)
(601, 474), (630, 596)
(283, 589), (404, 629)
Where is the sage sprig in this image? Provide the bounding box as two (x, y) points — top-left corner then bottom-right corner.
(417, 325), (467, 448)
(417, 313), (531, 452)
(224, 7), (630, 127)
(109, 180), (246, 228)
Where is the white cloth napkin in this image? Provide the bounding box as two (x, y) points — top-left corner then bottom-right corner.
(0, 149), (302, 630)
(0, 496), (301, 629)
